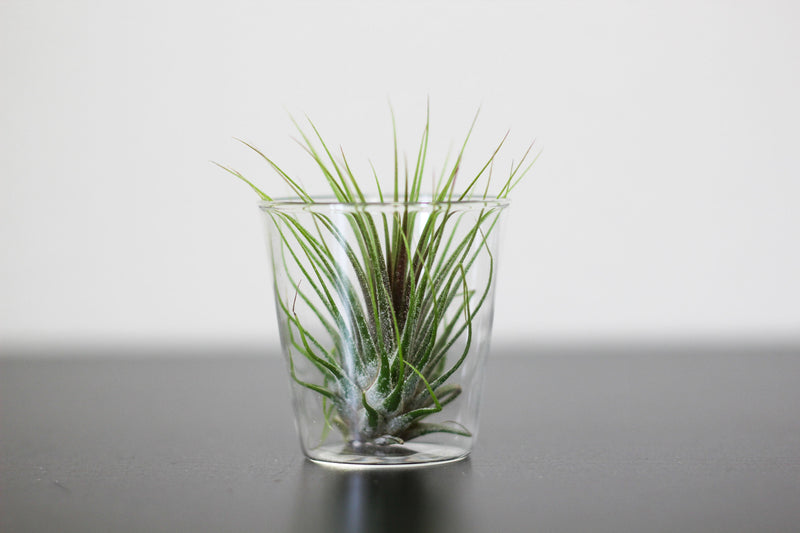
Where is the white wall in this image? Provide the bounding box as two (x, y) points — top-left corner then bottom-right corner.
(2, 0), (799, 351)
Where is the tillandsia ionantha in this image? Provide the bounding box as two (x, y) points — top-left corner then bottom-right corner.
(216, 107), (537, 454)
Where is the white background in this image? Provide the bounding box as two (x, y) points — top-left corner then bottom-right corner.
(2, 0), (799, 352)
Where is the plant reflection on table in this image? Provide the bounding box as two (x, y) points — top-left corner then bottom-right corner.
(291, 459), (474, 533)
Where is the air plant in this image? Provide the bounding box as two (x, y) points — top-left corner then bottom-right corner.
(217, 108), (537, 455)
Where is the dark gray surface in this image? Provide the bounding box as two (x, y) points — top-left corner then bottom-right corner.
(1, 345), (799, 533)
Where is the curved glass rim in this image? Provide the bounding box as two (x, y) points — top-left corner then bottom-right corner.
(258, 196), (510, 212)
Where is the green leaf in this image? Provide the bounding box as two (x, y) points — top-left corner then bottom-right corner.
(218, 105), (535, 445)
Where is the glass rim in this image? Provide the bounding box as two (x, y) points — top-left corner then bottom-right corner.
(258, 196), (510, 212)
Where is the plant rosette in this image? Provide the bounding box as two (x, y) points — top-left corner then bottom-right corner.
(218, 109), (537, 466)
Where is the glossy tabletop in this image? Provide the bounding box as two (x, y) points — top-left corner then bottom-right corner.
(2, 344), (799, 532)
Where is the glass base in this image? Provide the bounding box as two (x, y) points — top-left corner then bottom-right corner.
(307, 442), (469, 467)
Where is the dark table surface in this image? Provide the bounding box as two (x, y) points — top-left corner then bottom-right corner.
(1, 344), (799, 533)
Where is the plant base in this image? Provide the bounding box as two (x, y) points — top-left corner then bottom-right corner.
(307, 442), (469, 467)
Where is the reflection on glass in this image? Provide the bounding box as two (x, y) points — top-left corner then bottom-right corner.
(291, 460), (474, 533)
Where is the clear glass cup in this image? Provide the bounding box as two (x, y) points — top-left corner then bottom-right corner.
(260, 197), (508, 466)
